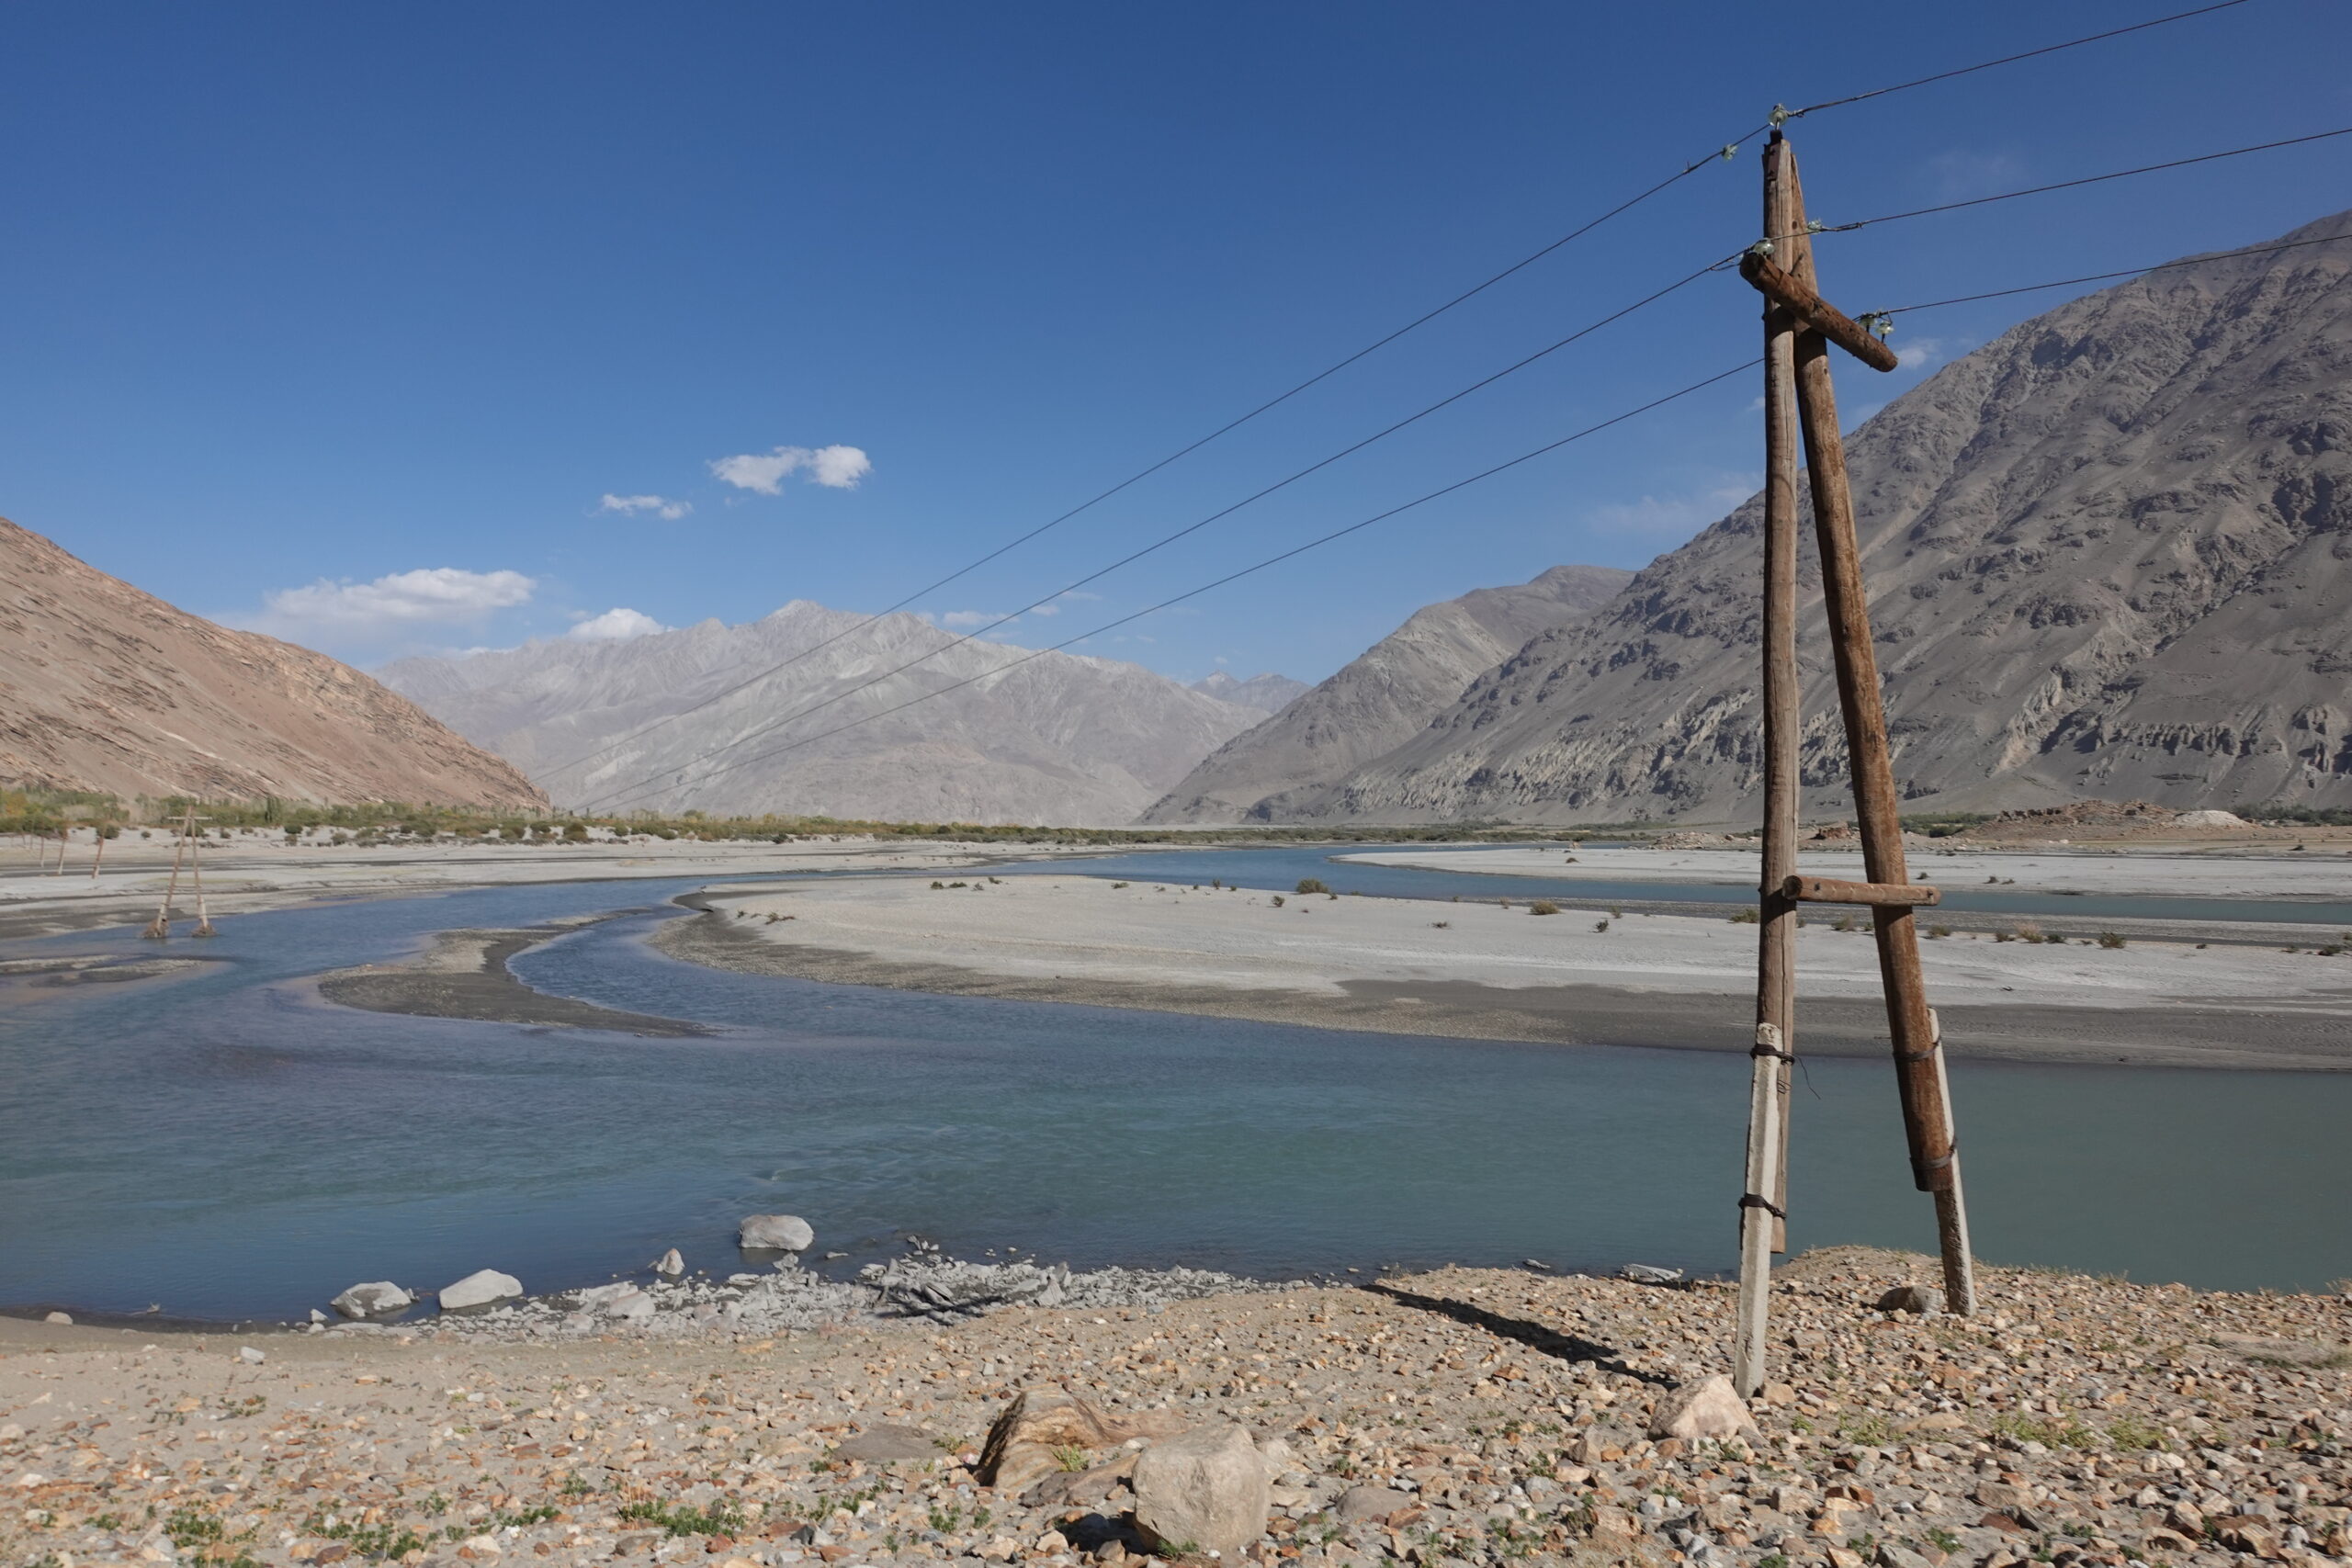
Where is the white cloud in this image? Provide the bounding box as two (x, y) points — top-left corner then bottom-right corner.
(939, 609), (1005, 628)
(1925, 149), (2022, 202)
(708, 443), (872, 494)
(598, 493), (693, 521)
(1894, 335), (1949, 372)
(567, 606), (668, 641)
(1589, 473), (1761, 536)
(250, 567), (537, 633)
(1028, 603), (1059, 616)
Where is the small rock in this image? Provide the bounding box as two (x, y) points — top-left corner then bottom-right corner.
(1875, 1284), (1944, 1315)
(437, 1269), (524, 1311)
(1648, 1374), (1758, 1440)
(330, 1281), (413, 1319)
(739, 1214), (815, 1251)
(238, 1346), (266, 1365)
(601, 1289), (656, 1322)
(1332, 1484), (1415, 1526)
(1622, 1263), (1684, 1284)
(834, 1423), (941, 1463)
(308, 1309), (329, 1325)
(1132, 1421), (1271, 1560)
(1761, 1381), (1799, 1406)
(653, 1247), (684, 1279)
(42, 1312), (71, 1325)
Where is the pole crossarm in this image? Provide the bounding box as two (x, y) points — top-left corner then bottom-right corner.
(1738, 253), (1900, 372)
(1783, 874), (1940, 907)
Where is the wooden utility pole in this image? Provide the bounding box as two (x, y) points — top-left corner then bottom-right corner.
(1734, 135), (1805, 1399)
(1733, 130), (1976, 1397)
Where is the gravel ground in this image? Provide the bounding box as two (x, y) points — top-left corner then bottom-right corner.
(7, 1248), (2348, 1568)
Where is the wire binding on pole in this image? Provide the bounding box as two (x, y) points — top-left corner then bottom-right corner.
(1739, 1193), (1789, 1220)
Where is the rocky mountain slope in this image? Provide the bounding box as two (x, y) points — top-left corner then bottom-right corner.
(381, 604), (1272, 824)
(1271, 210), (2352, 825)
(1188, 671), (1309, 713)
(1142, 564), (1633, 822)
(0, 518), (547, 809)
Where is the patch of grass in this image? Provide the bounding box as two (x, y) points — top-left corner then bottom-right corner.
(1593, 918), (1611, 933)
(2098, 931), (2127, 949)
(1295, 877), (1330, 895)
(1927, 1528), (1963, 1553)
(1431, 919), (1450, 929)
(1728, 908), (1759, 924)
(2014, 920), (2045, 943)
(1529, 900), (1561, 916)
(2104, 1415), (2165, 1451)
(1991, 1413), (2098, 1450)
(1837, 1411), (1899, 1445)
(1928, 924), (1952, 938)
(617, 1499), (747, 1538)
(1053, 1443), (1091, 1472)
(494, 1505), (560, 1529)
(1832, 914), (1856, 933)
(306, 1512), (429, 1562)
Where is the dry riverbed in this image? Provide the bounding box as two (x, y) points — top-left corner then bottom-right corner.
(7, 1249), (2348, 1568)
(661, 879), (2352, 1069)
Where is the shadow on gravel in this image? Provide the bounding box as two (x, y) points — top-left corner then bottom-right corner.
(1363, 1282), (1672, 1385)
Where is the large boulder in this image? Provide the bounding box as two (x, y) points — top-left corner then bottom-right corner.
(1647, 1373), (1758, 1440)
(331, 1281), (413, 1319)
(438, 1269), (524, 1311)
(739, 1214), (815, 1252)
(1132, 1422), (1271, 1559)
(978, 1390), (1188, 1495)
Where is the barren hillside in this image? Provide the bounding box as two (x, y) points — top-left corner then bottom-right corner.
(0, 518), (547, 809)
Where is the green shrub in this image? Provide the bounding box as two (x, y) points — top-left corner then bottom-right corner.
(1529, 900), (1561, 916)
(2097, 931), (2126, 949)
(1296, 877), (1330, 895)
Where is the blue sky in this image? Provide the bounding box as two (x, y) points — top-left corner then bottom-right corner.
(4, 2), (2346, 685)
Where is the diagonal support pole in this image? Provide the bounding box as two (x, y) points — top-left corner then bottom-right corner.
(1771, 131), (1977, 1317)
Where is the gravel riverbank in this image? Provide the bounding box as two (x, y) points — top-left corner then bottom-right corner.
(6, 1248), (2347, 1568)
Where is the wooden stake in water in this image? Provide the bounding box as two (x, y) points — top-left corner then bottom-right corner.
(143, 822), (188, 941)
(189, 813), (217, 937)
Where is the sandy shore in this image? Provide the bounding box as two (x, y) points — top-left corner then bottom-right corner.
(661, 877), (2352, 1069)
(314, 919), (711, 1037)
(1335, 846), (2352, 902)
(0, 837), (1046, 942)
(6, 1248), (2347, 1568)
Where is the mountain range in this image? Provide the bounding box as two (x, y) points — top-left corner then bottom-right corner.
(1143, 565), (1632, 822)
(0, 518), (544, 809)
(1168, 209), (2352, 825)
(380, 604), (1288, 825)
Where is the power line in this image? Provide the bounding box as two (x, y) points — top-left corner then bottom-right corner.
(1780, 0), (2259, 120)
(1871, 230), (2352, 318)
(539, 0), (2265, 790)
(620, 122), (2352, 804)
(570, 254), (1740, 809)
(1781, 125), (2352, 240)
(585, 360), (1760, 814)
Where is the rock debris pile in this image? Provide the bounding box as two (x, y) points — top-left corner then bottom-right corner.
(5, 1247), (2348, 1568)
